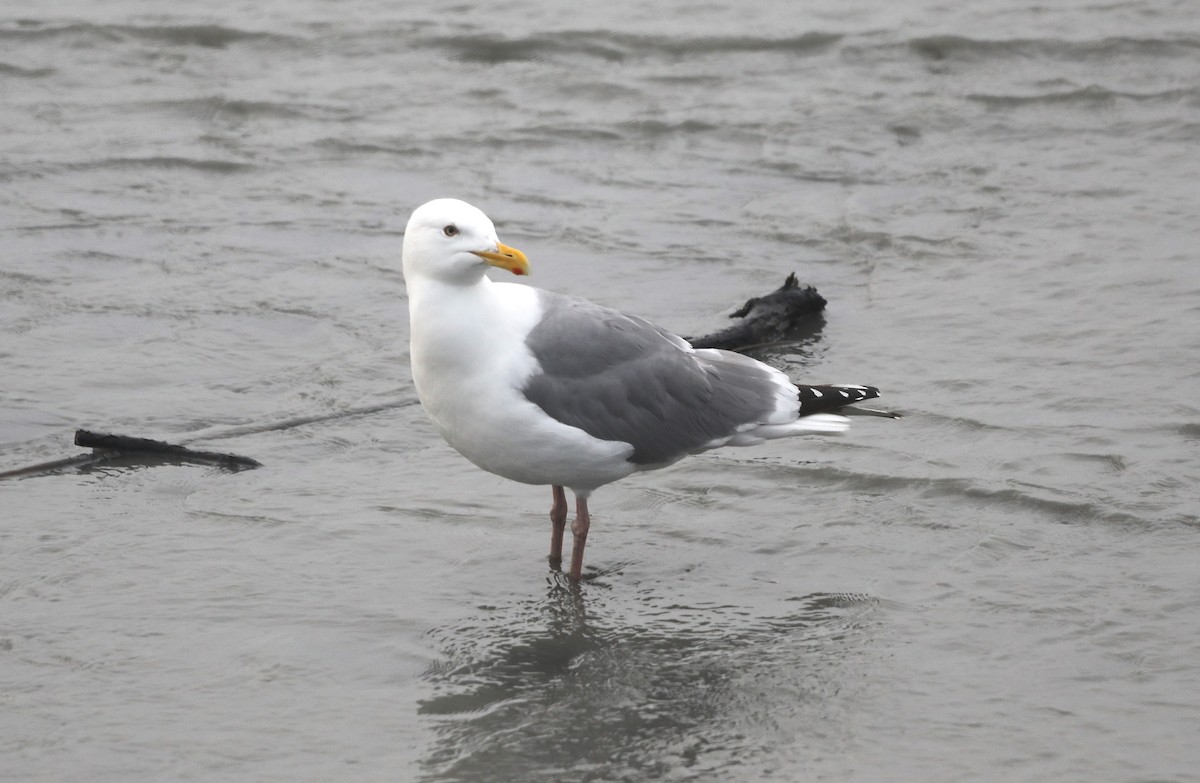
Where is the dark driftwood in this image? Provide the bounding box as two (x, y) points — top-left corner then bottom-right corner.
(74, 430), (262, 469)
(686, 273), (826, 350)
(0, 432), (265, 480)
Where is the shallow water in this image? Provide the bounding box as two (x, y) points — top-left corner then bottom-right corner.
(2, 1), (1199, 780)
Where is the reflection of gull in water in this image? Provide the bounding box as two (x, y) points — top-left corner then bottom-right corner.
(418, 586), (882, 780)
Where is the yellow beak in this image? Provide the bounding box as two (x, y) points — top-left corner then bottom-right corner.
(472, 242), (530, 276)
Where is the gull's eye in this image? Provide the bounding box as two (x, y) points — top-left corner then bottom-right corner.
(442, 224), (459, 237)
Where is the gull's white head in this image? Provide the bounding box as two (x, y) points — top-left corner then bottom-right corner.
(402, 198), (530, 285)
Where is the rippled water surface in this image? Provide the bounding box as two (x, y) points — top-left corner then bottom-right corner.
(3, 1), (1199, 780)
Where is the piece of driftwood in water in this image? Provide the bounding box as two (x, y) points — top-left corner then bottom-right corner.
(74, 430), (262, 469)
(686, 273), (826, 350)
(0, 430), (263, 480)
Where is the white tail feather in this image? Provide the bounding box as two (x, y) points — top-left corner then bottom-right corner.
(722, 413), (850, 447)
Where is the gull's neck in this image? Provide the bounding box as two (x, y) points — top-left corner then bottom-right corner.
(407, 272), (539, 366)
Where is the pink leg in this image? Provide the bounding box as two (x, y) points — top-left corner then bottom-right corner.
(548, 485), (567, 567)
(568, 494), (591, 582)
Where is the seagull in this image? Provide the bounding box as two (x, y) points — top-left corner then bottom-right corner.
(402, 198), (891, 581)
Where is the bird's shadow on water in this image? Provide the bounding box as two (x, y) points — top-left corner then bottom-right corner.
(417, 571), (882, 782)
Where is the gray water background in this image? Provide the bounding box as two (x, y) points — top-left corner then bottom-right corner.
(2, 1), (1199, 780)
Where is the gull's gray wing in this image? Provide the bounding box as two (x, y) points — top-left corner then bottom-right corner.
(521, 291), (783, 465)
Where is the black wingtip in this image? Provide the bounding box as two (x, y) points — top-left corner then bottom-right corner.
(796, 384), (888, 416)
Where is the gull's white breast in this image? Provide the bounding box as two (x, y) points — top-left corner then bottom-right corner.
(408, 278), (635, 492)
